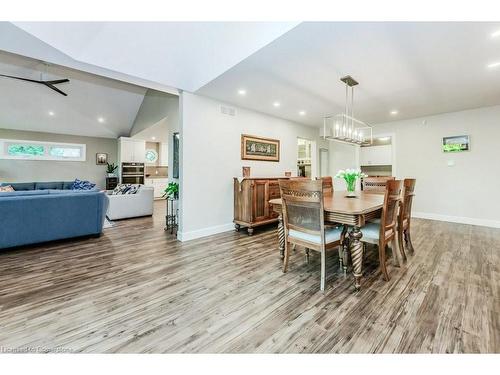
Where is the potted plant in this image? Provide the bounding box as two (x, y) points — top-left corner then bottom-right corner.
(162, 182), (179, 200)
(334, 168), (367, 198)
(106, 162), (118, 177)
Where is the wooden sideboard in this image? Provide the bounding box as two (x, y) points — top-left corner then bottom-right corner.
(233, 177), (288, 235)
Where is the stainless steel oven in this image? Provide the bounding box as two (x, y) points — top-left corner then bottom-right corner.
(121, 162), (144, 184)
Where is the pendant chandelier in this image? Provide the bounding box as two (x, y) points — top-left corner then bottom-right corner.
(321, 75), (372, 146)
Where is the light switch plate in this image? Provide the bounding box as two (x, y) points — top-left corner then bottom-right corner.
(447, 160), (455, 167)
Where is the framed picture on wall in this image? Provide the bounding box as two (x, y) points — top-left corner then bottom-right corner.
(96, 153), (108, 165)
(241, 134), (280, 162)
(442, 135), (470, 153)
(173, 132), (180, 179)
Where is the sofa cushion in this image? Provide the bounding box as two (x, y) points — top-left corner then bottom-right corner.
(288, 226), (343, 245)
(0, 190), (49, 197)
(35, 181), (64, 190)
(71, 179), (96, 191)
(0, 182), (35, 191)
(0, 185), (14, 192)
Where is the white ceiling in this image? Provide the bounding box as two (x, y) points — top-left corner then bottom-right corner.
(197, 22), (500, 126)
(132, 117), (169, 143)
(0, 51), (147, 138)
(12, 22), (299, 92)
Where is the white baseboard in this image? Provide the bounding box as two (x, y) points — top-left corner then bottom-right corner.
(412, 212), (500, 229)
(177, 222), (235, 242)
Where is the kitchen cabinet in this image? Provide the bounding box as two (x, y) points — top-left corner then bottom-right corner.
(118, 137), (146, 163)
(359, 145), (392, 166)
(159, 142), (168, 166)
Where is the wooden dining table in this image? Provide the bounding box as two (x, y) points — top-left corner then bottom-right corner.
(269, 191), (384, 290)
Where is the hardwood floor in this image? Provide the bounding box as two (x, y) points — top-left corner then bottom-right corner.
(0, 201), (498, 353)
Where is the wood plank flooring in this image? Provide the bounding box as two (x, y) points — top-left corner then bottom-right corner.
(0, 201), (498, 353)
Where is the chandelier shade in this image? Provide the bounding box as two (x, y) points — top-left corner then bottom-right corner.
(321, 75), (373, 146)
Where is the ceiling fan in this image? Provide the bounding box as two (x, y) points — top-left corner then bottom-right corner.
(0, 73), (70, 96)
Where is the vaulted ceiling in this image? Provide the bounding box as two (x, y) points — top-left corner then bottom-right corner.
(0, 51), (147, 138)
(2, 21), (500, 136)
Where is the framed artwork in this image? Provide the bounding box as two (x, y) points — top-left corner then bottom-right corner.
(442, 135), (470, 153)
(241, 134), (280, 162)
(96, 153), (108, 165)
(145, 149), (158, 163)
(173, 132), (180, 179)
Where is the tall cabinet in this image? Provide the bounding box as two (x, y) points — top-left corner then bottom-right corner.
(233, 177), (285, 235)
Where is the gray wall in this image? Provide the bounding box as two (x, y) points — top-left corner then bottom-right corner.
(0, 128), (117, 189)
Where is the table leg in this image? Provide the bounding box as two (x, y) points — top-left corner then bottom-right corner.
(278, 213), (285, 260)
(349, 226), (364, 290)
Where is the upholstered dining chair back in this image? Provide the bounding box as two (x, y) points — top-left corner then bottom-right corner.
(316, 176), (333, 194)
(380, 179), (402, 236)
(362, 176), (396, 194)
(279, 179), (325, 240)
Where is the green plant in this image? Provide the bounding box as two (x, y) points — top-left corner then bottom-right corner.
(106, 162), (118, 174)
(334, 168), (367, 192)
(163, 182), (179, 199)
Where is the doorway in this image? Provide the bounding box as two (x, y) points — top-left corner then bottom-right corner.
(297, 138), (317, 178)
(319, 148), (329, 177)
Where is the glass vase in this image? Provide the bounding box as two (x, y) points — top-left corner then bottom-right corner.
(346, 179), (357, 198)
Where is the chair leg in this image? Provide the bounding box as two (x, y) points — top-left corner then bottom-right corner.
(379, 242), (390, 281)
(405, 229), (415, 254)
(305, 248), (310, 264)
(320, 248), (326, 292)
(397, 229), (407, 264)
(282, 241), (291, 273)
(390, 238), (401, 268)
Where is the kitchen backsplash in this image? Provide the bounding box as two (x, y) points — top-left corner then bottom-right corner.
(145, 166), (168, 177)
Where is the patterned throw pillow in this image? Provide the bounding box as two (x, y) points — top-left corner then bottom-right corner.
(0, 185), (15, 192)
(71, 179), (96, 191)
(111, 184), (141, 195)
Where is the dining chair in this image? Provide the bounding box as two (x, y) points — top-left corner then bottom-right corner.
(362, 176), (395, 194)
(316, 176), (333, 194)
(279, 179), (344, 292)
(358, 179), (403, 281)
(397, 179), (416, 260)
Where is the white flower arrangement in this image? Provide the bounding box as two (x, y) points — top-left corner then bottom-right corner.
(334, 168), (367, 192)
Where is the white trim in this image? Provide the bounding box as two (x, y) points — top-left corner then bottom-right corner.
(177, 222), (235, 242)
(413, 211), (500, 229)
(0, 138), (86, 162)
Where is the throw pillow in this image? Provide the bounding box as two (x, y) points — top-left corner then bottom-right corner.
(0, 185), (15, 192)
(71, 179), (96, 191)
(111, 184), (141, 195)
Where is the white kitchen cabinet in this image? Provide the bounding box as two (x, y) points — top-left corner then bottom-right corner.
(359, 145), (392, 166)
(159, 143), (168, 166)
(118, 137), (146, 163)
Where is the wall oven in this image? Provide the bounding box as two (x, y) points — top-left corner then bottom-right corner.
(121, 162), (145, 184)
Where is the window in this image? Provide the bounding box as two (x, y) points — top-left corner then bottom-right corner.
(0, 139), (86, 161)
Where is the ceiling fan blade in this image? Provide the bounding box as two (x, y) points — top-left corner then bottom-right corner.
(45, 79), (70, 85)
(0, 73), (42, 84)
(43, 82), (68, 97)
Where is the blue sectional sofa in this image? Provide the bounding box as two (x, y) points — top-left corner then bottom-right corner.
(0, 181), (109, 250)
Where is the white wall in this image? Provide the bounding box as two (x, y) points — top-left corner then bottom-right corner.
(374, 105), (500, 228)
(179, 92), (326, 241)
(328, 142), (359, 191)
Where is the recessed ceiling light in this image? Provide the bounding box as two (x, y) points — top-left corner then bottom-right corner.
(487, 61), (500, 68)
(491, 29), (500, 38)
(273, 101), (281, 107)
(151, 136), (156, 141)
(390, 110), (399, 115)
(48, 111), (55, 116)
(97, 117), (105, 123)
(299, 110), (306, 116)
(237, 89), (246, 96)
